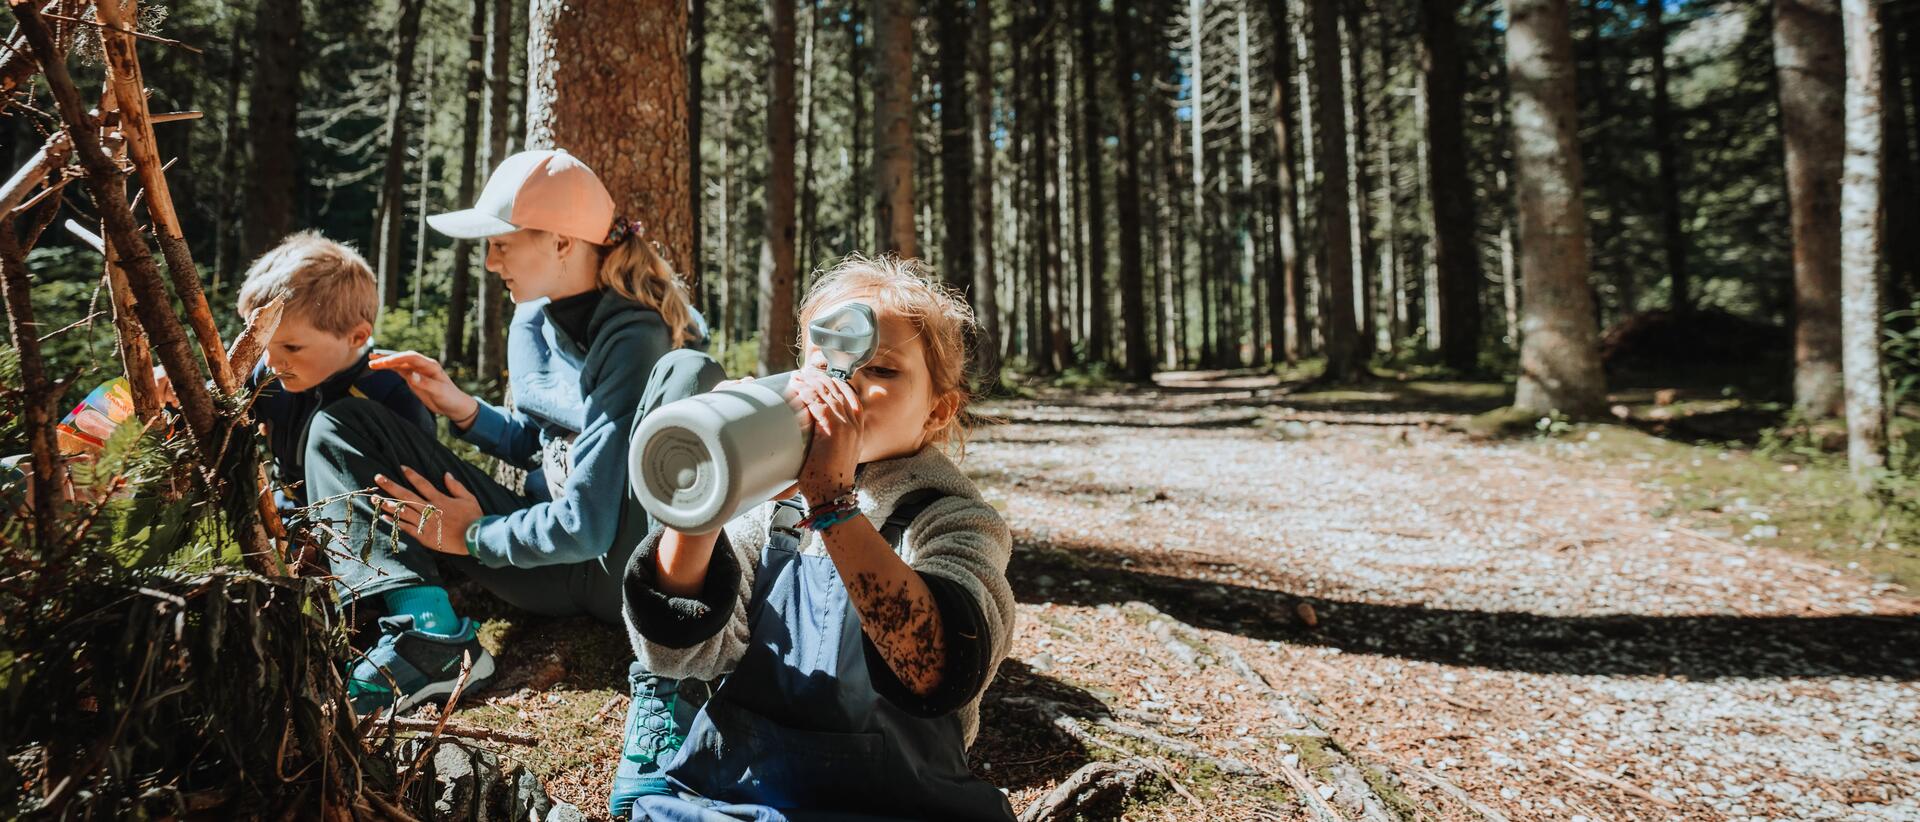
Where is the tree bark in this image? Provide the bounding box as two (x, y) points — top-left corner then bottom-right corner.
(1775, 0), (1846, 419)
(1421, 0), (1482, 372)
(1647, 0), (1688, 315)
(375, 0), (426, 309)
(690, 0), (707, 289)
(938, 0), (975, 295)
(446, 0), (486, 365)
(526, 0), (694, 281)
(873, 0), (917, 257)
(761, 0), (800, 373)
(1838, 0), (1885, 486)
(1505, 0), (1604, 415)
(1312, 0), (1364, 380)
(243, 0), (302, 261)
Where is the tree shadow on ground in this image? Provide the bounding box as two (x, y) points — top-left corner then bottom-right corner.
(969, 659), (1110, 793)
(1011, 543), (1920, 681)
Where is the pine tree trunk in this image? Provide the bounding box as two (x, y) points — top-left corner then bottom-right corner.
(375, 0), (426, 309)
(1648, 0), (1688, 315)
(1077, 0), (1110, 365)
(762, 0), (800, 373)
(873, 0), (918, 257)
(799, 0), (822, 277)
(243, 0), (302, 261)
(478, 0), (514, 383)
(1267, 0), (1304, 364)
(1236, 3), (1261, 367)
(1116, 1), (1151, 379)
(526, 0), (693, 282)
(1506, 0), (1604, 415)
(1312, 0), (1364, 380)
(1838, 0), (1885, 486)
(1342, 0), (1379, 354)
(971, 0), (1003, 381)
(850, 0), (868, 252)
(1422, 0), (1482, 371)
(1775, 0), (1845, 419)
(690, 0), (708, 287)
(937, 0), (975, 296)
(445, 0), (486, 365)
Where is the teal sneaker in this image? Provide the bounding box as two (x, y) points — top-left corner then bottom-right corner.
(607, 663), (703, 818)
(346, 615), (496, 718)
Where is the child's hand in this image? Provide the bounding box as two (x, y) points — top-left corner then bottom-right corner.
(368, 351), (479, 424)
(372, 467), (483, 556)
(792, 368), (863, 502)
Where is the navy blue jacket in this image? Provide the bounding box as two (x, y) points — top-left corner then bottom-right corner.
(252, 351), (434, 507)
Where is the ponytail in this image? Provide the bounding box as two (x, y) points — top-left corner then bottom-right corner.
(599, 219), (696, 349)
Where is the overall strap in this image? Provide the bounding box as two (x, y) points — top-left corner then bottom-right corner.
(878, 488), (949, 549)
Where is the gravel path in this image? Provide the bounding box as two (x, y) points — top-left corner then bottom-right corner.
(965, 374), (1920, 821)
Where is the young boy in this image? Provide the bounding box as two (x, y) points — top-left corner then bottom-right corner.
(234, 232), (435, 509)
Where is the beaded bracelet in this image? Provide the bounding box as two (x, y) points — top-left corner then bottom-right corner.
(798, 492), (859, 532)
(801, 506), (862, 532)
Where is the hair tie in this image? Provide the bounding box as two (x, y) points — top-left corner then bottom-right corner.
(606, 217), (645, 244)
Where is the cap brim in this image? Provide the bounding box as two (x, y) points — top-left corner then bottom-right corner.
(426, 209), (518, 239)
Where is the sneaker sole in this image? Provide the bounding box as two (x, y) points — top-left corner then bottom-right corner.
(392, 652), (498, 716)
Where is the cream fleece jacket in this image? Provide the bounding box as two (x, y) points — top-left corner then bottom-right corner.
(623, 445), (1016, 745)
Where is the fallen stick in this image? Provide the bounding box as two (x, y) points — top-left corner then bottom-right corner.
(376, 718), (538, 747)
(1398, 762), (1513, 822)
(995, 695), (1259, 777)
(1555, 761), (1677, 809)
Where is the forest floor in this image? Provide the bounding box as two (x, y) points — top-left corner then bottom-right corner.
(442, 370), (1920, 821)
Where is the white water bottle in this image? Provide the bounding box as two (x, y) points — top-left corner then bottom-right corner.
(628, 303), (876, 533)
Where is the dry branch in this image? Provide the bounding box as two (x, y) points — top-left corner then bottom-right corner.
(0, 222), (65, 546)
(8, 0), (220, 454)
(92, 0), (236, 395)
(0, 132), (70, 215)
(226, 296), (286, 378)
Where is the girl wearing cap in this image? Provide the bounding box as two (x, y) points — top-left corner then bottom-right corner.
(300, 150), (712, 731)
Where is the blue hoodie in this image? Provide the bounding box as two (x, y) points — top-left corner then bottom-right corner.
(458, 292), (701, 568)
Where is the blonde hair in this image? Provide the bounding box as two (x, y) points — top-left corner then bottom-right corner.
(597, 228), (697, 349)
(797, 254), (979, 449)
(236, 231), (377, 335)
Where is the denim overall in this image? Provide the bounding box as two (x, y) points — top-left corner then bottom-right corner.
(632, 493), (1016, 822)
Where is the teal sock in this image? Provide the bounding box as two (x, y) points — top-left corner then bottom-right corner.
(383, 585), (460, 636)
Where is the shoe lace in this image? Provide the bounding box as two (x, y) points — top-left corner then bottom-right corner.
(624, 679), (683, 758)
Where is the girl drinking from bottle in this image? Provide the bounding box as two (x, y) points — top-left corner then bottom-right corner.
(616, 255), (1017, 821)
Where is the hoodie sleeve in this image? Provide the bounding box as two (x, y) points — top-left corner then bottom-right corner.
(890, 495), (1017, 711)
(463, 317), (671, 568)
(456, 397), (545, 467)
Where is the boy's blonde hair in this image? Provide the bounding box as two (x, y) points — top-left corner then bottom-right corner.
(797, 254), (979, 449)
(236, 232), (378, 335)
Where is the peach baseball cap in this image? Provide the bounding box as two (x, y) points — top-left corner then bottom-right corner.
(427, 149), (616, 244)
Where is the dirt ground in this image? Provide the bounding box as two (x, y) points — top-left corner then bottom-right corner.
(456, 371), (1920, 821)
